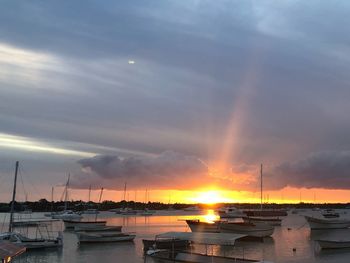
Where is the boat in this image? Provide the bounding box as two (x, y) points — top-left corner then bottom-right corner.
(218, 206), (245, 218)
(52, 210), (82, 220)
(0, 232), (63, 249)
(316, 239), (350, 249)
(305, 216), (350, 229)
(63, 219), (106, 230)
(145, 232), (272, 263)
(1, 161), (63, 250)
(322, 209), (340, 218)
(77, 232), (136, 243)
(81, 209), (99, 215)
(243, 217), (282, 226)
(185, 220), (219, 233)
(139, 208), (155, 216)
(243, 164), (287, 219)
(0, 241), (26, 262)
(12, 218), (59, 228)
(183, 206), (201, 212)
(142, 238), (190, 250)
(219, 222), (274, 238)
(74, 225), (122, 232)
(120, 207), (138, 215)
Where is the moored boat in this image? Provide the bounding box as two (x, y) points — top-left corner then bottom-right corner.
(317, 239), (350, 249)
(185, 220), (219, 233)
(304, 216), (350, 230)
(219, 222), (274, 238)
(243, 217), (282, 226)
(63, 220), (106, 230)
(74, 225), (122, 232)
(218, 206), (245, 218)
(0, 241), (26, 262)
(142, 238), (190, 250)
(77, 232), (135, 243)
(52, 210), (82, 220)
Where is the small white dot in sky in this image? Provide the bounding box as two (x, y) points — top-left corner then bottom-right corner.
(128, 60), (135, 64)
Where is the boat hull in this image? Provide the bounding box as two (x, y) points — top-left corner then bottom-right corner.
(185, 220), (219, 233)
(74, 225), (122, 232)
(243, 217), (282, 226)
(317, 240), (350, 249)
(63, 220), (106, 229)
(78, 233), (135, 243)
(219, 222), (274, 238)
(143, 239), (189, 250)
(305, 216), (350, 230)
(146, 250), (261, 263)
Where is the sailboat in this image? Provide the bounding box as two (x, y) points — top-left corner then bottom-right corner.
(242, 164), (286, 226)
(139, 189), (155, 216)
(0, 161), (63, 249)
(51, 174), (82, 220)
(119, 182), (137, 215)
(81, 185), (99, 215)
(63, 187), (106, 230)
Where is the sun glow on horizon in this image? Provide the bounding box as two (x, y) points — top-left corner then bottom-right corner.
(191, 190), (232, 204)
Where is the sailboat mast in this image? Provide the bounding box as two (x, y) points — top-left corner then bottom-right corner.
(123, 182), (127, 201)
(9, 161), (19, 232)
(260, 164), (263, 211)
(64, 174), (70, 211)
(88, 185), (91, 203)
(95, 187), (104, 221)
(51, 187), (54, 212)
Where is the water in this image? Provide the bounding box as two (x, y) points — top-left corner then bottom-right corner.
(2, 209), (350, 262)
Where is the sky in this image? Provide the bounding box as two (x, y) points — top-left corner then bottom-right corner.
(1, 0), (350, 203)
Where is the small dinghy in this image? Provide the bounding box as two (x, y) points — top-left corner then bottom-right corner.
(63, 220), (106, 230)
(77, 232), (135, 243)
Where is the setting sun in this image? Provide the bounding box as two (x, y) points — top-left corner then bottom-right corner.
(192, 190), (228, 204)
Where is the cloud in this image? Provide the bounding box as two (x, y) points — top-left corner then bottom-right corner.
(71, 151), (213, 190)
(266, 151), (350, 190)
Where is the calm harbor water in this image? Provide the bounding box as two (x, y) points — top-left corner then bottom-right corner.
(2, 209), (350, 263)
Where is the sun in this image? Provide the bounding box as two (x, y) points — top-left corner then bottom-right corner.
(193, 190), (226, 204)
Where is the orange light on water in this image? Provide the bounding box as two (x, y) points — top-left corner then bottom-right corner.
(202, 209), (219, 223)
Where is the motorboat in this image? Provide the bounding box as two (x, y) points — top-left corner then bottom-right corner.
(74, 225), (122, 232)
(52, 210), (82, 220)
(77, 232), (135, 243)
(304, 216), (350, 230)
(316, 239), (350, 249)
(243, 217), (282, 226)
(185, 220), (219, 233)
(0, 232), (63, 250)
(322, 209), (340, 218)
(63, 219), (106, 230)
(145, 232), (272, 263)
(219, 222), (274, 238)
(218, 206), (245, 218)
(142, 238), (190, 250)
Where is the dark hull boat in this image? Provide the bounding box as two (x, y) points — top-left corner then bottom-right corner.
(143, 239), (189, 250)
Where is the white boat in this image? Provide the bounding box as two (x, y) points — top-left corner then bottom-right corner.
(74, 225), (122, 232)
(219, 222), (274, 238)
(304, 216), (350, 230)
(77, 232), (135, 243)
(146, 232), (272, 263)
(120, 208), (138, 215)
(81, 209), (99, 215)
(317, 239), (350, 249)
(218, 206), (245, 218)
(243, 217), (282, 226)
(186, 220), (219, 233)
(63, 219), (106, 230)
(0, 232), (63, 250)
(52, 210), (82, 220)
(1, 162), (63, 250)
(139, 208), (155, 216)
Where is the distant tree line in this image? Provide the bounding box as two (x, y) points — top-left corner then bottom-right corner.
(0, 200), (349, 212)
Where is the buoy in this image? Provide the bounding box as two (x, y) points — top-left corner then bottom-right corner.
(293, 248), (297, 252)
(287, 228), (292, 230)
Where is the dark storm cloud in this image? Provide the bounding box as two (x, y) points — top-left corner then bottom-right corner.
(71, 151), (215, 190)
(265, 151), (350, 190)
